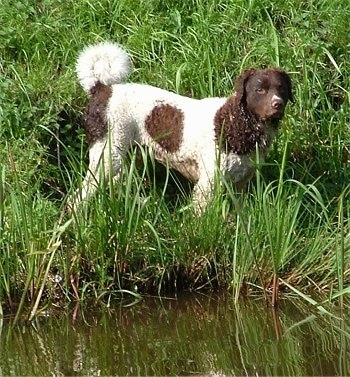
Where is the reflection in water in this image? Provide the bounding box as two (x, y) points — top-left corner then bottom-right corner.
(0, 293), (349, 376)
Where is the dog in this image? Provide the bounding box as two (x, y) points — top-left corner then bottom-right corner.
(71, 41), (293, 212)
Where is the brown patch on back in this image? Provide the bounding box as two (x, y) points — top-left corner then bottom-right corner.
(145, 103), (184, 153)
(83, 82), (112, 145)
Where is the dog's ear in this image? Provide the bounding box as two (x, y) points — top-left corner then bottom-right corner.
(234, 69), (256, 104)
(283, 71), (294, 104)
(276, 69), (294, 104)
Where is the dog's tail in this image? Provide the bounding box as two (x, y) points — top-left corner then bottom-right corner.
(76, 42), (132, 93)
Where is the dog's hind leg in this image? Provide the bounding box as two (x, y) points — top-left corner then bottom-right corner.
(69, 139), (124, 210)
(68, 140), (105, 209)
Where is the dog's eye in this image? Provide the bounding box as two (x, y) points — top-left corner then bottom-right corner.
(256, 88), (266, 94)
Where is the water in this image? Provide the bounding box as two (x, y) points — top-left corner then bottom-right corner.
(0, 293), (349, 376)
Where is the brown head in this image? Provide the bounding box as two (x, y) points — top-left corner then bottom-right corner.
(214, 68), (293, 155)
(235, 68), (293, 124)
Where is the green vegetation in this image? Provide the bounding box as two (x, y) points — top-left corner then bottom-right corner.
(0, 0), (350, 320)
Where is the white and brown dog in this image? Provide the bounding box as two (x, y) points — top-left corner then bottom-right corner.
(71, 42), (293, 211)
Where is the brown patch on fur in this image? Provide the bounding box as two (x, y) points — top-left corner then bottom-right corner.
(83, 82), (112, 145)
(145, 103), (184, 153)
(214, 96), (265, 155)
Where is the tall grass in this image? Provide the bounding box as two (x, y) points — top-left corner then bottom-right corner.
(0, 0), (350, 319)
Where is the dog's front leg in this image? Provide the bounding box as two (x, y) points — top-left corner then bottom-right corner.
(192, 161), (215, 214)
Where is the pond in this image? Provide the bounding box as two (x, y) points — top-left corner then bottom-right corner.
(0, 293), (349, 376)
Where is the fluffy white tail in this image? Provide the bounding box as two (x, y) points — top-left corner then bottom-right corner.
(76, 42), (132, 93)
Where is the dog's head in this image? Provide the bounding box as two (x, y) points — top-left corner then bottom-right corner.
(235, 68), (293, 123)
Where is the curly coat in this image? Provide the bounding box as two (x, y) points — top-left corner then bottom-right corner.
(71, 42), (293, 211)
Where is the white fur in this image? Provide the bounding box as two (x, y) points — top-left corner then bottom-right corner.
(76, 42), (132, 92)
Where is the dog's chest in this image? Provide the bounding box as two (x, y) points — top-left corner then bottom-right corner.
(223, 151), (264, 184)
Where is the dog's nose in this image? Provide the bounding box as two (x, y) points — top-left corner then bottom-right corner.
(271, 97), (283, 110)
